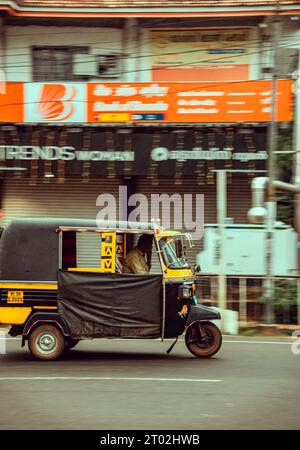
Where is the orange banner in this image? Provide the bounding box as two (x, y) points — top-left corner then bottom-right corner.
(0, 80), (293, 123)
(88, 80), (292, 123)
(0, 83), (24, 122)
(152, 65), (250, 82)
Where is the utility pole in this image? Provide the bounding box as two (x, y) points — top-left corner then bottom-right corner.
(217, 170), (227, 311)
(264, 7), (281, 324)
(293, 52), (300, 325)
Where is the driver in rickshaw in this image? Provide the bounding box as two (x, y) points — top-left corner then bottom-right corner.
(123, 234), (153, 275)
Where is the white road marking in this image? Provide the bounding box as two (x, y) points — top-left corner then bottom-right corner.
(223, 340), (292, 345)
(1, 336), (293, 345)
(0, 376), (222, 383)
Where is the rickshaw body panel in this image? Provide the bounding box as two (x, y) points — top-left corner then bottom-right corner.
(22, 312), (70, 337)
(186, 304), (221, 326)
(0, 307), (32, 325)
(164, 282), (192, 338)
(0, 280), (58, 327)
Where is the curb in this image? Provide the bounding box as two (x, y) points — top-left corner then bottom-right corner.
(238, 323), (300, 337)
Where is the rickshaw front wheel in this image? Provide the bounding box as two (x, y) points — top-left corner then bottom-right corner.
(185, 322), (222, 358)
(28, 324), (65, 361)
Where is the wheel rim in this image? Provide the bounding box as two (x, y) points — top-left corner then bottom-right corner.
(196, 330), (213, 349)
(35, 332), (58, 355)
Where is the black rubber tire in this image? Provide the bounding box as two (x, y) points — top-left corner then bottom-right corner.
(28, 324), (65, 361)
(65, 338), (80, 350)
(185, 322), (222, 358)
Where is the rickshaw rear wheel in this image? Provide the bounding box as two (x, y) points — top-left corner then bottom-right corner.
(65, 338), (80, 350)
(28, 324), (65, 361)
(185, 322), (222, 358)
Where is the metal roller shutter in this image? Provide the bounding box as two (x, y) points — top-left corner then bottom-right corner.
(1, 177), (122, 268)
(1, 176), (252, 273)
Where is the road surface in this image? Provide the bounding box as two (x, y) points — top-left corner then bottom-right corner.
(0, 335), (299, 430)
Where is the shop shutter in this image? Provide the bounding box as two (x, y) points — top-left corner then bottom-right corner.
(1, 175), (252, 274)
(1, 177), (122, 268)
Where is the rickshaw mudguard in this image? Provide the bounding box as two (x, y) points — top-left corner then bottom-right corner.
(186, 304), (221, 327)
(21, 312), (70, 347)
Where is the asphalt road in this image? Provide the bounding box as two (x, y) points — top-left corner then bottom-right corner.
(0, 335), (299, 430)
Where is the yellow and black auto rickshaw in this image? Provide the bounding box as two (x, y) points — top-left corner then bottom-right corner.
(0, 218), (222, 360)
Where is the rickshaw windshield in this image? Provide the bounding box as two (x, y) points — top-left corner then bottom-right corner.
(158, 236), (190, 269)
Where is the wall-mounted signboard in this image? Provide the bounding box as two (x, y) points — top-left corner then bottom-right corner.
(0, 80), (292, 123)
(149, 28), (254, 82)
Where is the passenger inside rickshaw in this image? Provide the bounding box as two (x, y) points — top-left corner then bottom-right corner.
(123, 234), (153, 275)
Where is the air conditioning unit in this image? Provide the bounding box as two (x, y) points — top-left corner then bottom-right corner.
(97, 53), (122, 78)
(73, 54), (96, 77)
(73, 53), (121, 78)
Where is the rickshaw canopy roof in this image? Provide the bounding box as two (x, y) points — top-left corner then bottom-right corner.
(0, 218), (158, 281)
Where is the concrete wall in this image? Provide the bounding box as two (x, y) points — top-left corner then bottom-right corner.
(0, 21), (266, 83)
(3, 25), (123, 82)
(0, 18), (298, 83)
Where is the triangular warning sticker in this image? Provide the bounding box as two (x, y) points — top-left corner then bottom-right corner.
(103, 260), (112, 269)
(116, 244), (123, 254)
(104, 246), (112, 256)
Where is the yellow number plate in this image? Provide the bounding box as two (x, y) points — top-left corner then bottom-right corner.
(7, 291), (24, 304)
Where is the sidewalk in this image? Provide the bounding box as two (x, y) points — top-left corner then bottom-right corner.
(239, 322), (300, 337)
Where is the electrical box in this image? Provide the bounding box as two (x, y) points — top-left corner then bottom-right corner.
(198, 223), (298, 276)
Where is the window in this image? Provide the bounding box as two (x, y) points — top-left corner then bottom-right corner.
(158, 237), (189, 270)
(76, 232), (102, 269)
(62, 231), (102, 270)
(32, 46), (89, 81)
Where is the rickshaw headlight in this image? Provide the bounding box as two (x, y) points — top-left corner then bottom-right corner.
(179, 285), (192, 299)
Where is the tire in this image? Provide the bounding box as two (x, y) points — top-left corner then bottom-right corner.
(65, 338), (80, 350)
(28, 324), (65, 361)
(185, 322), (222, 358)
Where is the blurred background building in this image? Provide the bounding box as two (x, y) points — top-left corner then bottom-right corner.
(0, 0), (298, 323)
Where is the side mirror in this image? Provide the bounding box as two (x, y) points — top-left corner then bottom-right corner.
(194, 264), (201, 274)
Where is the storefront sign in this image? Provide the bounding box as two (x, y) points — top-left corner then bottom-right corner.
(149, 28), (253, 82)
(151, 147), (268, 162)
(24, 83), (86, 123)
(0, 80), (293, 123)
(87, 80), (292, 123)
(0, 144), (267, 163)
(0, 83), (24, 122)
(0, 146), (134, 161)
(0, 126), (268, 178)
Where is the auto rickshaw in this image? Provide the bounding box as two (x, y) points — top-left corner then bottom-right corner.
(0, 218), (222, 360)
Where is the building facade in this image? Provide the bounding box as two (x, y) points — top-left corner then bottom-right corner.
(0, 0), (297, 282)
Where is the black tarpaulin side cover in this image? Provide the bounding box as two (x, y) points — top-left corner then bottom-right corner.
(57, 270), (163, 339)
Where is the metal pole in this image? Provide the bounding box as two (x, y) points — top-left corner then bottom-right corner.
(239, 278), (247, 323)
(217, 170), (227, 311)
(297, 278), (300, 326)
(264, 14), (281, 324)
(58, 230), (63, 270)
(154, 233), (166, 342)
(264, 201), (276, 323)
(293, 52), (300, 314)
(293, 51), (300, 191)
